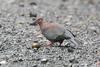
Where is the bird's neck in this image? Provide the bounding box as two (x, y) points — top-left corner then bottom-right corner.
(38, 22), (44, 29)
(38, 22), (47, 30)
(38, 21), (43, 26)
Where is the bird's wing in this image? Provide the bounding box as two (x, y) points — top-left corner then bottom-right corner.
(64, 29), (75, 39)
(64, 29), (78, 48)
(42, 24), (65, 40)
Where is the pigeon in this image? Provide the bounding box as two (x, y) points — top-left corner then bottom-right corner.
(33, 17), (78, 48)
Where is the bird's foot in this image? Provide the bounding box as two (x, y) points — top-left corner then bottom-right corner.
(43, 41), (54, 47)
(57, 45), (62, 47)
(65, 43), (76, 49)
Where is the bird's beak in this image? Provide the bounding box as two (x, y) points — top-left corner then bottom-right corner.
(30, 20), (37, 26)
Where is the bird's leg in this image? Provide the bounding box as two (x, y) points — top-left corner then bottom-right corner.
(47, 41), (54, 46)
(43, 41), (54, 47)
(58, 40), (64, 46)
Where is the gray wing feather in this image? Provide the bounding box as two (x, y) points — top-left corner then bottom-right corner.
(64, 29), (78, 48)
(42, 25), (65, 40)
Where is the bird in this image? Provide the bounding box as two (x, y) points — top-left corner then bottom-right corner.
(32, 17), (78, 48)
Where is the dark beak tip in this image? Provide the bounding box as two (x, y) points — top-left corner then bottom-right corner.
(29, 22), (37, 26)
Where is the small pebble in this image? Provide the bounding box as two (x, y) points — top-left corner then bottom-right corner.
(18, 59), (23, 62)
(29, 2), (37, 5)
(37, 35), (43, 38)
(29, 13), (37, 18)
(69, 58), (78, 63)
(0, 24), (2, 28)
(0, 60), (7, 65)
(32, 64), (38, 67)
(19, 3), (24, 7)
(62, 0), (67, 2)
(58, 56), (62, 60)
(67, 47), (74, 52)
(21, 14), (25, 16)
(32, 42), (41, 49)
(7, 0), (15, 3)
(41, 58), (48, 64)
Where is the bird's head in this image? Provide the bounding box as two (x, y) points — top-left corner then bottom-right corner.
(31, 17), (43, 25)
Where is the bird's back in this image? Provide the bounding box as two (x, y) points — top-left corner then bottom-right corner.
(40, 22), (65, 40)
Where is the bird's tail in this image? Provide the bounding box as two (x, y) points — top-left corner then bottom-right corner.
(64, 30), (78, 48)
(69, 38), (78, 48)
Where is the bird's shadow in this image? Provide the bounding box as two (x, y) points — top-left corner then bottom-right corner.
(52, 45), (75, 52)
(53, 45), (68, 48)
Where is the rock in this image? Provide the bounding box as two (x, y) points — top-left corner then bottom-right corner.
(0, 60), (7, 65)
(41, 58), (48, 64)
(29, 2), (37, 6)
(32, 42), (41, 49)
(19, 3), (24, 7)
(6, 0), (15, 4)
(0, 24), (2, 28)
(29, 13), (37, 18)
(69, 57), (78, 63)
(67, 47), (74, 52)
(62, 0), (67, 2)
(32, 64), (38, 67)
(18, 59), (24, 62)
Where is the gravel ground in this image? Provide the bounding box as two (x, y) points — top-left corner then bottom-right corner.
(0, 0), (100, 67)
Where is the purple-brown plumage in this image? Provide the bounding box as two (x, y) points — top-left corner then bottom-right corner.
(33, 17), (78, 48)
